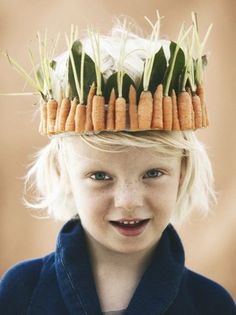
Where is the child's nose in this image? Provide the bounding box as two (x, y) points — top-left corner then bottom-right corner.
(114, 182), (144, 210)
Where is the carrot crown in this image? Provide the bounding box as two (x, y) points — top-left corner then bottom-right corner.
(1, 11), (213, 135)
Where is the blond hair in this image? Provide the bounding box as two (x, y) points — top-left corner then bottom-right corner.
(22, 130), (216, 225)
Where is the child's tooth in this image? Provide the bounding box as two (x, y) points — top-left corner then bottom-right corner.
(118, 220), (141, 225)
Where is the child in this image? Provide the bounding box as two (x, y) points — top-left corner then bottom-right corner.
(0, 12), (235, 315)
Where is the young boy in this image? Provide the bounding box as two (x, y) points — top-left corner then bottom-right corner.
(0, 13), (235, 315)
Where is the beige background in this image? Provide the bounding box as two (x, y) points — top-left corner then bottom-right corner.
(0, 0), (235, 300)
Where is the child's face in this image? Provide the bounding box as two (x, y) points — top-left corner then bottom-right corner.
(65, 138), (183, 254)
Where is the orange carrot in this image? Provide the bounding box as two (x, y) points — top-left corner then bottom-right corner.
(191, 106), (195, 129)
(85, 83), (96, 132)
(196, 84), (208, 127)
(47, 98), (58, 134)
(58, 98), (71, 132)
(128, 85), (139, 130)
(38, 101), (47, 135)
(186, 87), (196, 130)
(115, 97), (126, 131)
(54, 101), (61, 133)
(171, 89), (180, 130)
(75, 104), (86, 133)
(177, 91), (192, 130)
(152, 84), (163, 129)
(65, 97), (78, 131)
(92, 95), (105, 131)
(54, 91), (63, 133)
(107, 88), (116, 130)
(138, 90), (153, 129)
(162, 96), (173, 130)
(192, 94), (202, 128)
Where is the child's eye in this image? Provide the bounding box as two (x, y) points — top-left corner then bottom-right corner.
(90, 172), (111, 181)
(89, 169), (164, 181)
(143, 169), (163, 178)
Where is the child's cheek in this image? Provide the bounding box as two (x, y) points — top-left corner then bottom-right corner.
(72, 185), (110, 217)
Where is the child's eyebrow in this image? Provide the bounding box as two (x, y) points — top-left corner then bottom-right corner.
(72, 160), (109, 171)
(69, 153), (106, 165)
(75, 160), (177, 175)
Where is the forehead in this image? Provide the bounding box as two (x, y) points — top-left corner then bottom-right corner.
(64, 137), (181, 169)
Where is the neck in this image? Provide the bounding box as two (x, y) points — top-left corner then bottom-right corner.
(85, 233), (158, 278)
(84, 233), (159, 312)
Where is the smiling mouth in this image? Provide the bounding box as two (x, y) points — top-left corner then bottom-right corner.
(109, 219), (150, 237)
(109, 219), (150, 228)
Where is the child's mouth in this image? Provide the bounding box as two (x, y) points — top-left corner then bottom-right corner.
(109, 219), (150, 237)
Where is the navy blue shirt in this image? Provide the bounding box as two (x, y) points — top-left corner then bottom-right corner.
(0, 219), (235, 314)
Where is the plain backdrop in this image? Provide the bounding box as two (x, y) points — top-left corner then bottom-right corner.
(0, 0), (235, 299)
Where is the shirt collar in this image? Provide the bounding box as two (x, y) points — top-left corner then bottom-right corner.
(55, 219), (185, 315)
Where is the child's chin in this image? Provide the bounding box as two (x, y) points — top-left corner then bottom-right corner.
(110, 241), (152, 255)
